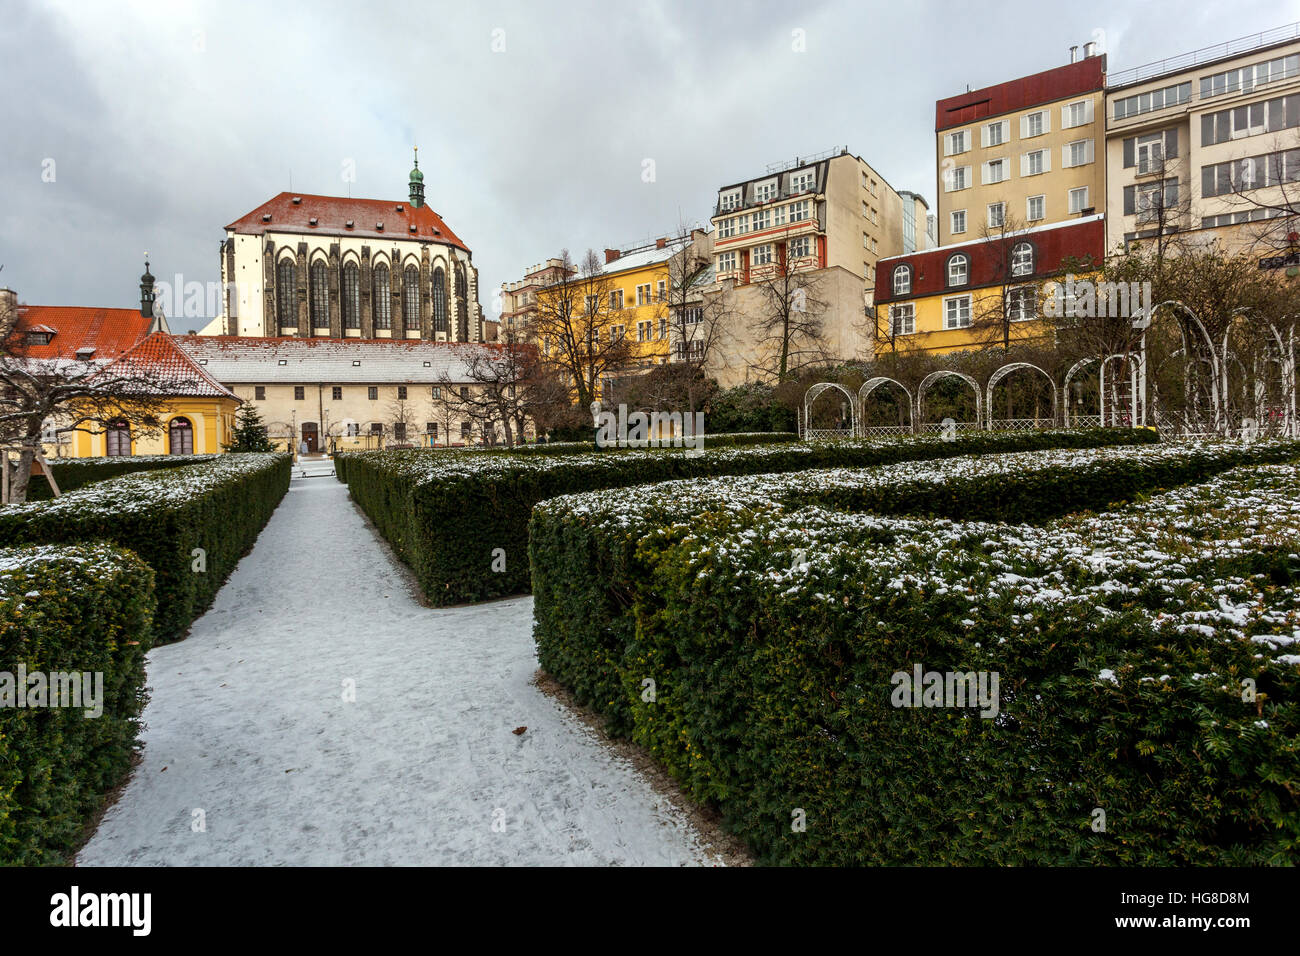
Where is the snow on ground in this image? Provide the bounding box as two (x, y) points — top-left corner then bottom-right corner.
(77, 456), (723, 866)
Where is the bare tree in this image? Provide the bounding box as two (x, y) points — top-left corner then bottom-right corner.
(1205, 127), (1300, 254)
(527, 249), (634, 408)
(439, 332), (543, 447)
(746, 236), (831, 381)
(385, 395), (420, 447)
(1, 299), (170, 503)
(659, 225), (731, 416)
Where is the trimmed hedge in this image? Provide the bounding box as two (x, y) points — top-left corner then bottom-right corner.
(24, 454), (221, 501)
(0, 454), (290, 643)
(343, 429), (1158, 606)
(529, 443), (1300, 864)
(0, 544), (156, 865)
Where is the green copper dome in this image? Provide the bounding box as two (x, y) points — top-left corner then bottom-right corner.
(410, 165), (424, 183)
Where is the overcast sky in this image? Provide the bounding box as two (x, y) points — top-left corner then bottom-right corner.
(1, 0), (1291, 330)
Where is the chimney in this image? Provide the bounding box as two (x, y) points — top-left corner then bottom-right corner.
(1083, 41), (1097, 58)
(604, 248), (621, 264)
(0, 288), (16, 317)
(1069, 45), (1079, 63)
(655, 237), (667, 249)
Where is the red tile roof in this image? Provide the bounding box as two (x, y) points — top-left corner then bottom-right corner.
(98, 332), (240, 400)
(13, 305), (152, 359)
(226, 192), (469, 251)
(936, 56), (1106, 132)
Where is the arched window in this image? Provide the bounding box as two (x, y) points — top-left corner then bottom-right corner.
(276, 259), (296, 328)
(1011, 242), (1034, 277)
(342, 262), (360, 329)
(403, 265), (420, 329)
(454, 263), (468, 300)
(431, 267), (447, 333)
(105, 421), (131, 457)
(454, 263), (469, 341)
(373, 263), (391, 330)
(892, 264), (911, 296)
(168, 417), (193, 455)
(947, 254), (968, 286)
(310, 261), (329, 328)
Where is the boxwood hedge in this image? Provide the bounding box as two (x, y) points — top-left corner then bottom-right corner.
(0, 453), (290, 643)
(0, 544), (156, 865)
(529, 442), (1300, 864)
(341, 429), (1157, 605)
(24, 454), (221, 501)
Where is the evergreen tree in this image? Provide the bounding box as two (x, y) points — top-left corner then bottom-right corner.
(224, 403), (276, 452)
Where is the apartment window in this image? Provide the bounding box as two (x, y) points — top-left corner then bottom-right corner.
(790, 170), (816, 193)
(656, 279), (666, 302)
(772, 203), (788, 227)
(889, 303), (915, 335)
(1027, 195), (1045, 221)
(945, 129), (970, 155)
(950, 210), (967, 234)
(982, 120), (1008, 147)
(1008, 285), (1037, 322)
(294, 386), (305, 401)
(717, 251), (738, 272)
(682, 306), (702, 325)
(987, 202), (1006, 228)
(1010, 242), (1034, 277)
(431, 386), (441, 399)
(345, 423), (360, 437)
(789, 199), (811, 222)
(982, 158), (1007, 184)
(1201, 54), (1300, 99)
(892, 265), (912, 295)
(609, 289), (624, 310)
(755, 179), (778, 202)
(1136, 132), (1165, 174)
(863, 200), (870, 218)
(397, 386), (407, 400)
(393, 422), (407, 442)
(1022, 110), (1048, 138)
(658, 317), (667, 339)
(584, 295), (599, 315)
(332, 386), (342, 400)
(945, 166), (970, 191)
(636, 283), (651, 306)
(1112, 81), (1191, 120)
(1202, 149), (1300, 197)
(789, 236), (812, 259)
(1202, 208), (1284, 228)
(367, 386), (378, 400)
(863, 232), (871, 248)
(254, 386), (266, 401)
(426, 423), (437, 440)
(719, 189), (741, 211)
(1064, 139), (1094, 168)
(752, 207), (772, 231)
(1125, 178), (1180, 222)
(637, 320), (652, 342)
(947, 253), (969, 286)
(1061, 99), (1093, 129)
(719, 216), (736, 238)
(1022, 149), (1049, 176)
(753, 243), (774, 266)
(944, 295), (971, 329)
(1202, 94), (1300, 146)
(1068, 186), (1090, 214)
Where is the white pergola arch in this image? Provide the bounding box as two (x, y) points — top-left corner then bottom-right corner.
(917, 370), (981, 431)
(858, 377), (914, 434)
(985, 362), (1058, 429)
(1062, 357), (1101, 427)
(802, 382), (858, 439)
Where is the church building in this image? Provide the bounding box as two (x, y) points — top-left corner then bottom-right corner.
(218, 153), (487, 343)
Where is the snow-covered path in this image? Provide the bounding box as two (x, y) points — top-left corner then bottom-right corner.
(77, 457), (722, 866)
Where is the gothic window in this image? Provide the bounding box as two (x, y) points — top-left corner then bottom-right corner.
(432, 267), (448, 333)
(454, 263), (469, 341)
(310, 261), (329, 328)
(342, 262), (360, 329)
(373, 263), (392, 330)
(276, 259), (296, 328)
(403, 265), (420, 329)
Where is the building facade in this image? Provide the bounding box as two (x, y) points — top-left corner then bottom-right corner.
(1104, 24), (1300, 255)
(219, 158), (487, 343)
(936, 50), (1106, 246)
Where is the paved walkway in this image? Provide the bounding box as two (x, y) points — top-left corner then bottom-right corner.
(78, 458), (721, 866)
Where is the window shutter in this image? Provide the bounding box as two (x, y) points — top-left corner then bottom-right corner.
(1164, 128), (1178, 158)
(1001, 120), (1010, 143)
(943, 133), (953, 157)
(1020, 115), (1030, 138)
(1083, 99), (1094, 124)
(1020, 153), (1030, 176)
(1123, 185), (1136, 216)
(1061, 145), (1071, 168)
(1123, 137), (1135, 168)
(980, 125), (989, 148)
(1042, 150), (1051, 173)
(1085, 139), (1095, 165)
(1042, 112), (1051, 134)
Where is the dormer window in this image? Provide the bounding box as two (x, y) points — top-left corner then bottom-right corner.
(1011, 242), (1035, 277)
(718, 189), (741, 212)
(947, 253), (969, 287)
(345, 220), (355, 229)
(291, 196), (302, 204)
(262, 213), (272, 222)
(76, 346), (95, 359)
(309, 217), (318, 227)
(376, 222), (384, 231)
(395, 204), (404, 212)
(789, 169), (816, 194)
(892, 264), (912, 296)
(754, 178), (778, 203)
(24, 331), (52, 345)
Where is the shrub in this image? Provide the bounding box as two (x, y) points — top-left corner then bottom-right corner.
(529, 443), (1300, 864)
(343, 429), (1158, 606)
(24, 455), (220, 501)
(0, 454), (290, 643)
(0, 544), (156, 865)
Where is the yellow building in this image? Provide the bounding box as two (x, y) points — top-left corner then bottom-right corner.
(936, 48), (1106, 246)
(872, 215), (1105, 356)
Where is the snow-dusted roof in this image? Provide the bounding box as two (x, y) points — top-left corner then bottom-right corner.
(175, 335), (505, 384)
(603, 238), (690, 276)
